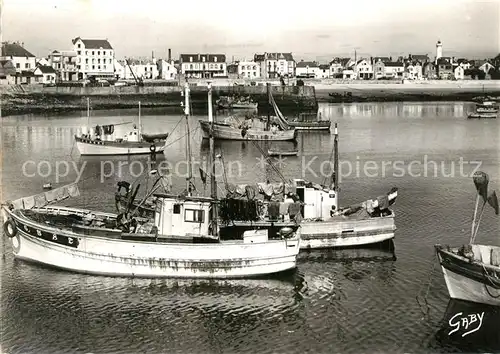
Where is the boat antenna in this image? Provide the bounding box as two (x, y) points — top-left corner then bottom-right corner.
(183, 83), (193, 196)
(138, 101), (142, 138)
(208, 81), (218, 236)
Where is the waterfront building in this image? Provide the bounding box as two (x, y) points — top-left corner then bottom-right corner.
(436, 57), (454, 79)
(156, 59), (178, 80)
(454, 65), (465, 80)
(404, 61), (423, 80)
(354, 59), (373, 79)
(253, 52), (295, 78)
(33, 65), (56, 84)
(296, 60), (320, 78)
(123, 59), (159, 80)
(423, 62), (437, 79)
(179, 54), (227, 79)
(318, 64), (330, 78)
(329, 58), (350, 78)
(0, 41), (37, 82)
(72, 37), (115, 80)
(237, 61), (260, 79)
(0, 59), (16, 84)
(48, 50), (78, 82)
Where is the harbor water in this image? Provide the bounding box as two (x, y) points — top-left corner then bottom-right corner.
(1, 101), (499, 353)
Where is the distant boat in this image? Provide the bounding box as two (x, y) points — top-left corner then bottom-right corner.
(280, 111), (331, 131)
(75, 100), (168, 155)
(267, 148), (299, 157)
(467, 113), (497, 119)
(216, 95), (258, 110)
(200, 84), (297, 141)
(435, 171), (500, 306)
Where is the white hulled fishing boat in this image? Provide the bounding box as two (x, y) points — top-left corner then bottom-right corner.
(435, 171), (500, 306)
(1, 84), (301, 278)
(75, 100), (169, 155)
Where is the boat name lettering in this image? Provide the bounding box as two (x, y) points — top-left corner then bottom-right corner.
(19, 221), (79, 248)
(448, 311), (484, 337)
(53, 234), (58, 240)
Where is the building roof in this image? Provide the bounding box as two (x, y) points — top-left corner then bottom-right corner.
(384, 62), (404, 67)
(35, 65), (56, 74)
(409, 54), (429, 61)
(297, 60), (318, 68)
(72, 37), (113, 50)
(254, 52), (294, 62)
(436, 57), (453, 65)
(0, 59), (16, 76)
(179, 54), (226, 63)
(2, 42), (35, 57)
(319, 64), (330, 70)
(372, 57), (391, 63)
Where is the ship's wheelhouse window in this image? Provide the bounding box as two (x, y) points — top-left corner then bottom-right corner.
(173, 204), (181, 214)
(185, 209), (204, 222)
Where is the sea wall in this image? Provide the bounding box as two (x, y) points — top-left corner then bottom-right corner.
(0, 83), (317, 117)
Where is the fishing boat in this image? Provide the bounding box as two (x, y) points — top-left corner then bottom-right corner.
(217, 123), (398, 250)
(216, 95), (258, 110)
(435, 171), (500, 306)
(74, 100), (169, 155)
(1, 83), (301, 278)
(200, 83), (297, 141)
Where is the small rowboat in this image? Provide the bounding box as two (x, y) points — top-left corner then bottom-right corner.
(267, 149), (299, 157)
(467, 113), (497, 119)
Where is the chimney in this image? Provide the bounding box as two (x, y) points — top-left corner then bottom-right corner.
(168, 48), (171, 62)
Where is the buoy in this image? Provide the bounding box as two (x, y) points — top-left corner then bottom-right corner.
(3, 219), (17, 238)
(43, 183), (52, 190)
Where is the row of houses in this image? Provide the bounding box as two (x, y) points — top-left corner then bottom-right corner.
(1, 39), (500, 84)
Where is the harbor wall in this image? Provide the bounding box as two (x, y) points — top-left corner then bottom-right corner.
(0, 83), (317, 117)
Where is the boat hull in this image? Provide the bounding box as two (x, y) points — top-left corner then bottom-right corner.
(200, 121), (296, 141)
(4, 208), (300, 279)
(467, 114), (497, 119)
(436, 246), (500, 306)
(268, 150), (299, 157)
(75, 136), (166, 156)
(287, 121), (331, 131)
(299, 214), (396, 249)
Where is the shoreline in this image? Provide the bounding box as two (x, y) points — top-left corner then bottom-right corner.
(1, 81), (500, 117)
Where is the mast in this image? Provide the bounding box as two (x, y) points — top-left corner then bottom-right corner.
(86, 97), (90, 129)
(266, 82), (271, 131)
(208, 82), (218, 236)
(138, 101), (142, 137)
(332, 123), (339, 211)
(184, 83), (193, 195)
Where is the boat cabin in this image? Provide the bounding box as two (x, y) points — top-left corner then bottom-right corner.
(293, 179), (337, 220)
(153, 194), (215, 239)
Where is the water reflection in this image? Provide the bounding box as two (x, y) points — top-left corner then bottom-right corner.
(430, 299), (500, 352)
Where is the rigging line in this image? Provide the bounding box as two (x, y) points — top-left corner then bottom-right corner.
(162, 115), (185, 145)
(322, 139), (336, 187)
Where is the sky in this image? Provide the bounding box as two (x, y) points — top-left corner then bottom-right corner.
(1, 0), (499, 62)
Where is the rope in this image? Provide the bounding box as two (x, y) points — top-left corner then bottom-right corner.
(482, 264), (500, 298)
(416, 252), (437, 319)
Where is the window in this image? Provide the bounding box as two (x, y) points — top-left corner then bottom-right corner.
(92, 51), (95, 55)
(92, 65), (95, 69)
(92, 58), (95, 64)
(86, 51), (88, 55)
(214, 57), (218, 62)
(16, 63), (20, 68)
(202, 56), (206, 62)
(98, 65), (100, 70)
(85, 58), (88, 64)
(173, 204), (181, 214)
(190, 64), (193, 70)
(25, 63), (29, 69)
(220, 64), (223, 70)
(78, 44), (81, 48)
(189, 56), (193, 62)
(185, 209), (204, 222)
(98, 51), (100, 55)
(77, 51), (81, 55)
(98, 59), (101, 63)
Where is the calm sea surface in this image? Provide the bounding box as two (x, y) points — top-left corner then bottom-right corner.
(1, 101), (499, 353)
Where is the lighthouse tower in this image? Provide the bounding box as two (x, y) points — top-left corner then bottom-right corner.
(435, 40), (443, 63)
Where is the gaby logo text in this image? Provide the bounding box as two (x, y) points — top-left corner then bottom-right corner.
(448, 311), (485, 337)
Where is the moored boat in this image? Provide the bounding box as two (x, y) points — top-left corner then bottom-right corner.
(217, 123), (398, 250)
(435, 171), (500, 306)
(467, 113), (497, 119)
(216, 95), (258, 110)
(1, 83), (301, 279)
(75, 100), (169, 155)
(267, 149), (299, 157)
(200, 83), (296, 141)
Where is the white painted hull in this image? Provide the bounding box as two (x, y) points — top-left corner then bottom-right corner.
(299, 215), (396, 249)
(75, 139), (166, 156)
(440, 265), (500, 306)
(5, 208), (301, 279)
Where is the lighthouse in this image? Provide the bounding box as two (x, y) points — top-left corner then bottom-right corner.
(435, 40), (443, 63)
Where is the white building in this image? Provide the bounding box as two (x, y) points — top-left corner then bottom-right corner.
(72, 37), (115, 80)
(383, 62), (405, 78)
(157, 59), (177, 80)
(435, 40), (443, 64)
(404, 62), (423, 80)
(454, 65), (465, 80)
(1, 41), (37, 75)
(33, 65), (56, 84)
(354, 59), (373, 79)
(296, 61), (320, 78)
(237, 61), (260, 79)
(123, 59), (158, 80)
(180, 54), (227, 78)
(254, 52), (295, 78)
(113, 59), (125, 79)
(318, 64), (330, 78)
(48, 50), (78, 82)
